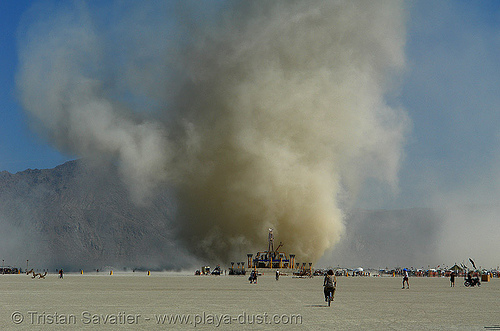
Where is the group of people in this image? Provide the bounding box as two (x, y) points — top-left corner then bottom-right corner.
(322, 268), (484, 304)
(248, 267), (482, 305)
(249, 268), (337, 304)
(404, 270), (481, 288)
(403, 269), (483, 288)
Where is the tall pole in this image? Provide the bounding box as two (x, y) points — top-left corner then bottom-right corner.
(268, 228), (274, 254)
(247, 254), (253, 269)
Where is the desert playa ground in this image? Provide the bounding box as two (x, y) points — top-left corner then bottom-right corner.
(0, 272), (498, 330)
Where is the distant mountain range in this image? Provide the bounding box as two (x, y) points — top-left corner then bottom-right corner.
(0, 159), (194, 271)
(0, 159), (473, 271)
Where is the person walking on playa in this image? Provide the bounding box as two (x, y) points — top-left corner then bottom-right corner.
(450, 272), (455, 287)
(249, 269), (258, 284)
(59, 269), (63, 279)
(402, 269), (409, 289)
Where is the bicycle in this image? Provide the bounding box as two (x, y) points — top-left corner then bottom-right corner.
(324, 286), (334, 306)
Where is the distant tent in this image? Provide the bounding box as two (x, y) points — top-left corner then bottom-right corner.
(449, 264), (463, 272)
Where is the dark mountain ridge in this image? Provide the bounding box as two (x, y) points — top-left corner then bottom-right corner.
(1, 159), (478, 271)
(0, 159), (193, 271)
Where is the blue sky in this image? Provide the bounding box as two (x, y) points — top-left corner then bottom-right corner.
(397, 1), (500, 208)
(2, 1), (500, 210)
(0, 1), (71, 172)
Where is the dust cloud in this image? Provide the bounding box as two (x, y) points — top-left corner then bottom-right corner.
(16, 1), (408, 263)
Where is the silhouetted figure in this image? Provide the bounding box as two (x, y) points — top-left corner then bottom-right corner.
(402, 269), (409, 289)
(59, 269), (63, 279)
(249, 270), (258, 284)
(450, 272), (455, 287)
(323, 269), (336, 302)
